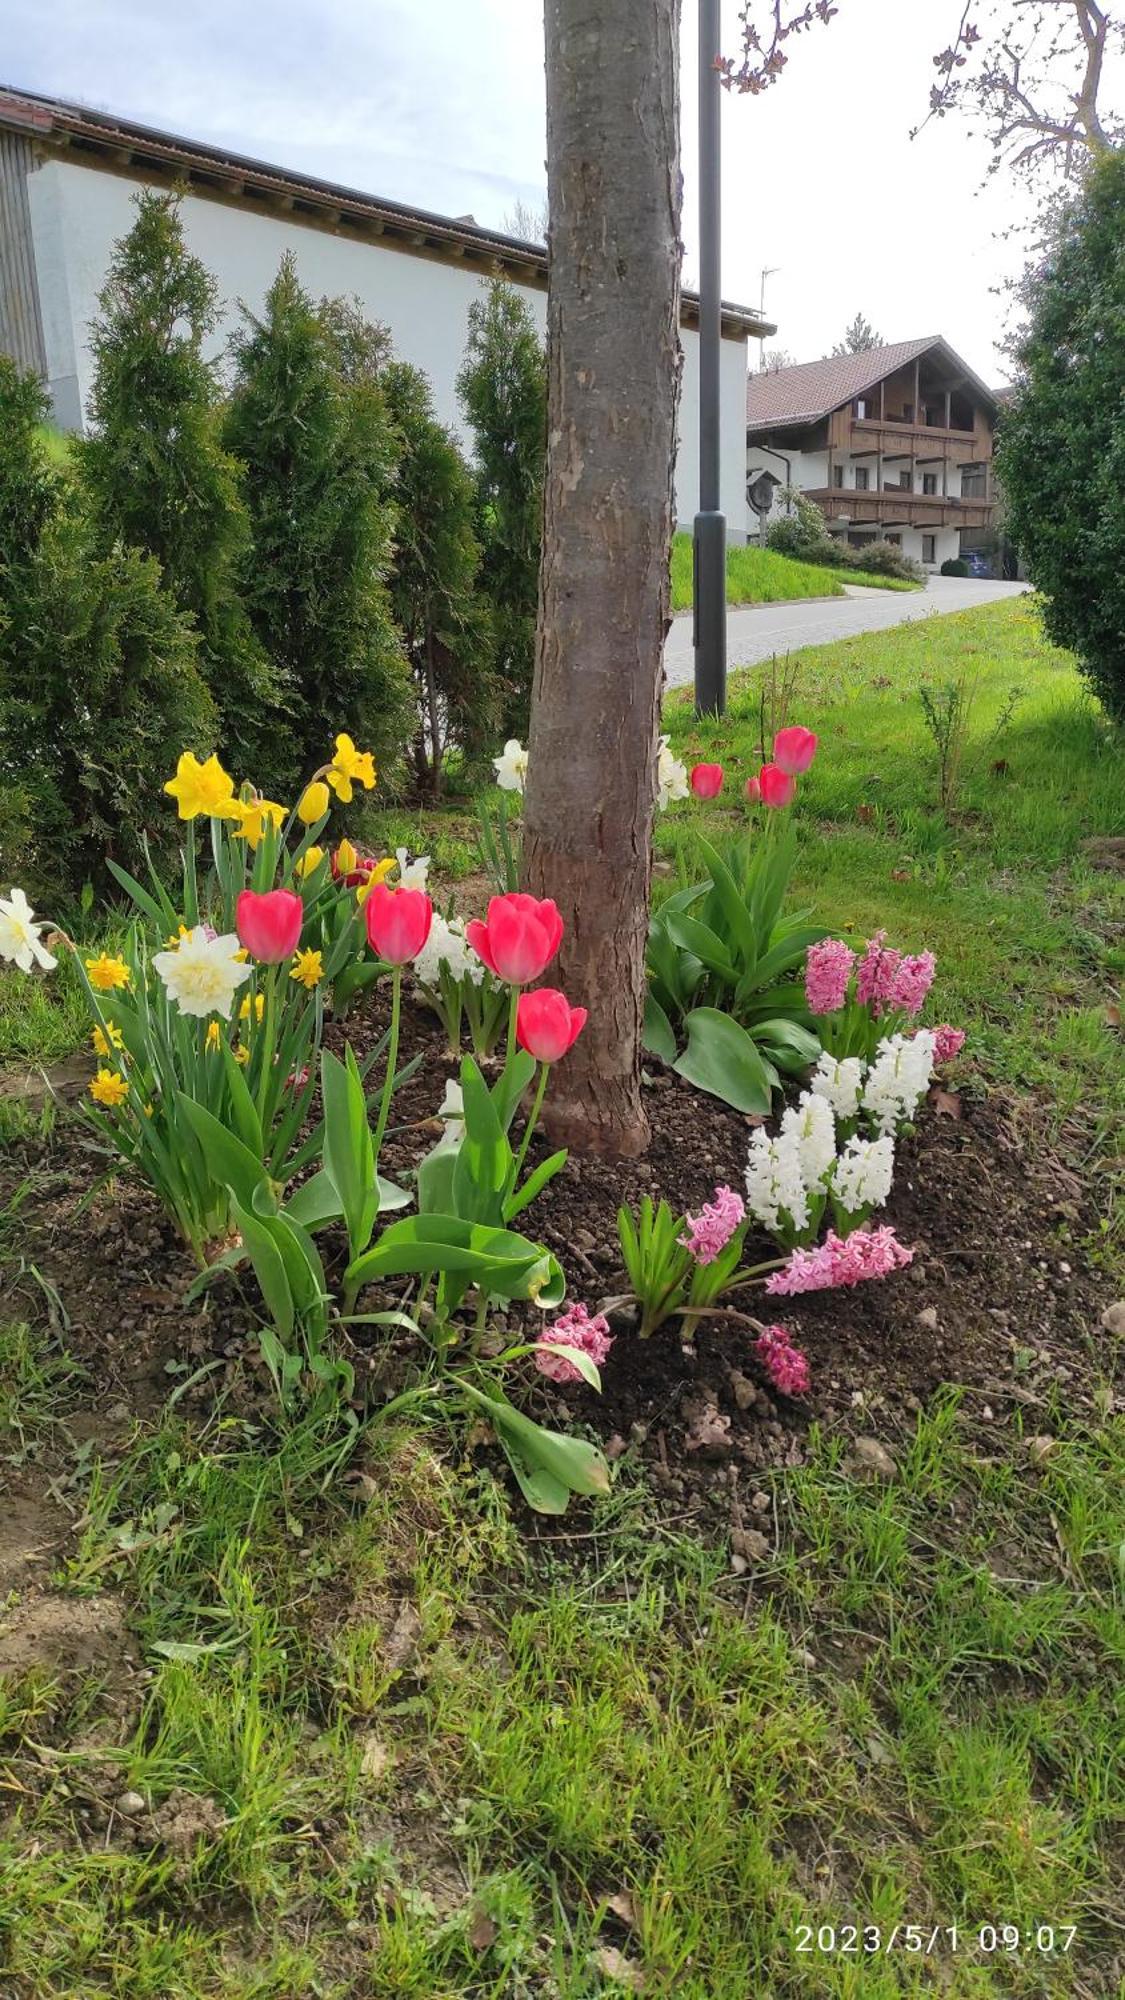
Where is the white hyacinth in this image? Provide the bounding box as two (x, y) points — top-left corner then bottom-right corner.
(0, 887), (57, 973)
(832, 1133), (896, 1217)
(412, 913), (484, 991)
(656, 734), (689, 811)
(152, 927), (252, 1021)
(745, 1127), (810, 1234)
(780, 1090), (837, 1190)
(862, 1030), (936, 1136)
(809, 1051), (865, 1121)
(395, 847), (431, 892)
(493, 739), (529, 794)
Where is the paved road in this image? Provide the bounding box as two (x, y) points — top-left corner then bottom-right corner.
(664, 576), (1028, 688)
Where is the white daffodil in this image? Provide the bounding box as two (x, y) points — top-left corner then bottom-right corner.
(0, 888), (57, 973)
(152, 926), (252, 1021)
(395, 846), (431, 892)
(656, 734), (689, 811)
(493, 739), (528, 794)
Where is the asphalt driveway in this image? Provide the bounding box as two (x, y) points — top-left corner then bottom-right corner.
(663, 576), (1028, 689)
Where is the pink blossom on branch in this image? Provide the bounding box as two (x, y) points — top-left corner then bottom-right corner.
(679, 1184), (746, 1265)
(535, 1304), (614, 1384)
(805, 937), (855, 1015)
(754, 1324), (811, 1396)
(931, 1024), (966, 1065)
(766, 1226), (914, 1296)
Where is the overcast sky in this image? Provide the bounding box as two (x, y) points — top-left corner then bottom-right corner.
(5, 0), (1061, 381)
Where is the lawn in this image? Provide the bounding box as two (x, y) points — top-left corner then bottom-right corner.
(2, 597), (1124, 1997)
(669, 530), (918, 611)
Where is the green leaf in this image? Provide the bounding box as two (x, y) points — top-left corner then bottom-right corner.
(504, 1148), (568, 1224)
(673, 1008), (776, 1114)
(176, 1095), (275, 1213)
(642, 991), (678, 1064)
(230, 1195), (295, 1339)
(695, 835), (761, 973)
(752, 1018), (822, 1073)
(376, 1175), (413, 1212)
(665, 909), (737, 981)
(490, 1049), (536, 1133)
(321, 1045), (377, 1259)
(284, 1168), (342, 1231)
(105, 857), (176, 931)
(461, 1384), (611, 1513)
(220, 1042), (264, 1159)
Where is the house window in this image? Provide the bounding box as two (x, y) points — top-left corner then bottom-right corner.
(885, 533), (902, 546)
(854, 398), (868, 419)
(899, 470), (911, 489)
(854, 465), (870, 491)
(961, 464), (987, 498)
(922, 472), (938, 495)
(922, 534), (936, 564)
(832, 464), (844, 489)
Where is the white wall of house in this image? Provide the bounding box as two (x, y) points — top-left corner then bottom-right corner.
(747, 431), (973, 568)
(26, 157), (750, 539)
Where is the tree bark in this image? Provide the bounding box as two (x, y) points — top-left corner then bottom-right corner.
(522, 0), (682, 1157)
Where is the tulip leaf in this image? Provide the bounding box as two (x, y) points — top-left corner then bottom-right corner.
(230, 1196), (295, 1341)
(376, 1175), (412, 1212)
(284, 1168), (342, 1230)
(672, 1008), (776, 1114)
(665, 910), (737, 981)
(504, 1148), (568, 1224)
(642, 992), (678, 1065)
(321, 1045), (378, 1260)
(175, 1094), (275, 1213)
(461, 1384), (611, 1514)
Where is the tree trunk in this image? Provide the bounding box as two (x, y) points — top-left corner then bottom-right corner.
(522, 0), (682, 1157)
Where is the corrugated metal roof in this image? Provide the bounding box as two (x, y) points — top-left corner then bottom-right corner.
(745, 336), (998, 428)
(0, 83), (772, 341)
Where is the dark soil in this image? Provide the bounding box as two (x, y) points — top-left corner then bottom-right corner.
(0, 989), (1117, 1521)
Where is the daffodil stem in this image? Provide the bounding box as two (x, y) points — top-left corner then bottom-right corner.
(371, 965), (402, 1171)
(184, 832), (199, 928)
(511, 1060), (549, 1191)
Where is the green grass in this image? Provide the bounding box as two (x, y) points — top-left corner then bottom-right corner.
(669, 532), (918, 612)
(1, 1383), (1122, 1995)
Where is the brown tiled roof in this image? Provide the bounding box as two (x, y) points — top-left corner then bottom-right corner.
(746, 337), (997, 428)
(0, 84), (772, 342)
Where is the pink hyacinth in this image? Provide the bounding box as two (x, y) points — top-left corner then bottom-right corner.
(855, 931), (902, 1014)
(888, 951), (936, 1018)
(931, 1024), (966, 1065)
(535, 1304), (614, 1384)
(805, 938), (856, 1015)
(755, 1324), (811, 1396)
(766, 1226), (914, 1296)
(679, 1185), (746, 1265)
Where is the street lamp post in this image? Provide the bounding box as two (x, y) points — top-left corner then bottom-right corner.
(693, 0), (726, 718)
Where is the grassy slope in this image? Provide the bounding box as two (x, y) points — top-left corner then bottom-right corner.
(669, 532), (917, 611)
(2, 598), (1124, 1996)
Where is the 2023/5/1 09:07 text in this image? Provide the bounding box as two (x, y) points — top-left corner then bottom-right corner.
(795, 1924), (1078, 1957)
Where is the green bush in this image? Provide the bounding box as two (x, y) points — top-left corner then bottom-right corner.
(765, 489), (850, 567)
(76, 190), (282, 779)
(457, 284), (546, 738)
(998, 148), (1125, 720)
(224, 258), (412, 793)
(0, 362), (214, 892)
(381, 362), (499, 795)
(850, 540), (925, 584)
(940, 557), (970, 577)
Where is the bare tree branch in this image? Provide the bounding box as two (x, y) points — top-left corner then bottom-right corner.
(721, 0), (840, 95)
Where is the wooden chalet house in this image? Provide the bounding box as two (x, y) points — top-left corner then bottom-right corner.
(745, 337), (999, 571)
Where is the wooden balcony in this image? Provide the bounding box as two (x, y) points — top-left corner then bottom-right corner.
(805, 488), (996, 531)
(849, 417), (990, 459)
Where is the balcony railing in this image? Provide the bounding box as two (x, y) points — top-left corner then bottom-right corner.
(806, 487), (996, 530)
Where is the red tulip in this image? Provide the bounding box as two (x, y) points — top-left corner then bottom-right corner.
(744, 774), (762, 803)
(236, 888), (303, 964)
(690, 762), (724, 799)
(466, 893), (564, 985)
(516, 988), (588, 1062)
(773, 726), (818, 776)
(364, 882), (433, 964)
(758, 762), (797, 808)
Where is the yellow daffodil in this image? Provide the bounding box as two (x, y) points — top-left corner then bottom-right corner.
(205, 1021), (222, 1051)
(334, 837), (359, 877)
(91, 1021), (125, 1057)
(234, 1043), (250, 1065)
(326, 733), (376, 804)
(239, 992), (266, 1026)
(164, 752), (240, 821)
(298, 780), (330, 825)
(85, 952), (131, 994)
(89, 1067), (129, 1108)
(231, 797), (287, 850)
(289, 947), (324, 991)
(355, 858), (397, 905)
(164, 923), (192, 948)
(295, 845), (325, 880)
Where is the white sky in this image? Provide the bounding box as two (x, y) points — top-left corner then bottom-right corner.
(5, 0), (1069, 383)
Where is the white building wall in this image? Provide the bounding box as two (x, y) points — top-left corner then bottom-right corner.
(26, 158), (749, 540)
(748, 431), (969, 569)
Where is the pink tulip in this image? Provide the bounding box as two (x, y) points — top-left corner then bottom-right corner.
(466, 893), (564, 985)
(236, 888), (303, 964)
(758, 762), (797, 808)
(744, 774), (762, 803)
(773, 725), (819, 776)
(690, 762), (724, 799)
(516, 987), (588, 1062)
(364, 883), (433, 964)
